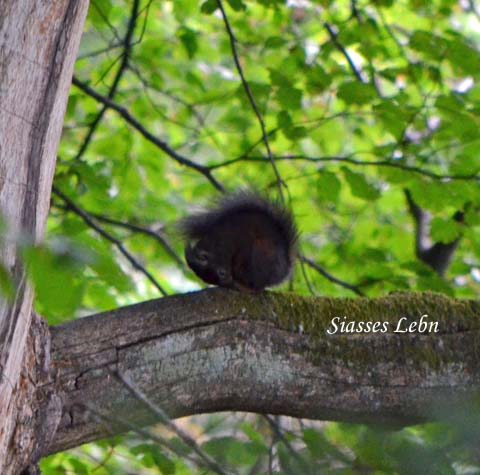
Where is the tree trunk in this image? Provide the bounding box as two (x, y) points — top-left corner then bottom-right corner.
(46, 289), (480, 455)
(0, 1), (89, 473)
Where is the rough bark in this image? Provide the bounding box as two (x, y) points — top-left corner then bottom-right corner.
(46, 288), (480, 455)
(0, 1), (89, 473)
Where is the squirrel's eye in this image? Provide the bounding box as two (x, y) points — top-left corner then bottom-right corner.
(217, 268), (228, 280)
(195, 250), (209, 265)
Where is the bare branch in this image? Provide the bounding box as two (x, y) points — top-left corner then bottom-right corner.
(54, 202), (185, 269)
(216, 0), (285, 201)
(74, 0), (140, 162)
(324, 22), (364, 83)
(82, 403), (206, 468)
(52, 186), (168, 295)
(263, 415), (309, 472)
(300, 255), (365, 296)
(72, 77), (225, 192)
(208, 154), (480, 182)
(116, 371), (235, 475)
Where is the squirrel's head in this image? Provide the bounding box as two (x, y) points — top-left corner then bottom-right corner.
(185, 241), (233, 288)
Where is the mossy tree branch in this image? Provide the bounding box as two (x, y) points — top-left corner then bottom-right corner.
(46, 288), (480, 455)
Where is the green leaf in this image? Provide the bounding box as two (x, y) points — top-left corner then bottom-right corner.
(203, 437), (260, 466)
(276, 85), (302, 110)
(446, 37), (480, 74)
(173, 0), (198, 20)
(152, 450), (176, 474)
(338, 82), (377, 105)
(304, 427), (351, 462)
(238, 82), (271, 112)
(374, 101), (409, 139)
(88, 0), (112, 28)
(408, 181), (468, 212)
(306, 65), (332, 93)
(372, 0), (394, 6)
(269, 68), (292, 88)
(430, 217), (463, 243)
(241, 422), (268, 450)
(465, 207), (480, 226)
(177, 26), (198, 59)
(303, 428), (328, 459)
(277, 110), (293, 130)
(24, 244), (87, 322)
(90, 251), (132, 293)
(277, 110), (308, 140)
(265, 36), (288, 49)
(66, 458), (89, 474)
(226, 0), (247, 11)
(342, 168), (380, 201)
(200, 0), (218, 14)
(317, 171), (341, 203)
(131, 444), (175, 473)
(409, 30), (447, 59)
(278, 443), (313, 474)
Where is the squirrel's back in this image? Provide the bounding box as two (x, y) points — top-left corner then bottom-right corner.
(180, 190), (298, 250)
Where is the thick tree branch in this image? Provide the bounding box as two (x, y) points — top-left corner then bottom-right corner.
(45, 289), (480, 455)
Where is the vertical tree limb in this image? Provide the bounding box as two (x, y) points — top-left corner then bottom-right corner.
(0, 1), (89, 473)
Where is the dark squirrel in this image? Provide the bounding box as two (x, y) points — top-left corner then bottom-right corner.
(179, 190), (298, 291)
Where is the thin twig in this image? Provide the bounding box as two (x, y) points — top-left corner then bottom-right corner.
(72, 77), (224, 192)
(300, 255), (365, 296)
(115, 370), (235, 475)
(90, 212), (185, 269)
(208, 154), (479, 181)
(52, 186), (167, 296)
(324, 22), (365, 83)
(54, 202), (185, 268)
(263, 415), (310, 474)
(216, 0), (285, 201)
(298, 251), (316, 296)
(75, 0), (140, 162)
(82, 403), (206, 468)
(77, 42), (125, 60)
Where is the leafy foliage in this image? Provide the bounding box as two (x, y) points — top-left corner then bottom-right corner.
(40, 409), (480, 474)
(23, 0), (480, 472)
